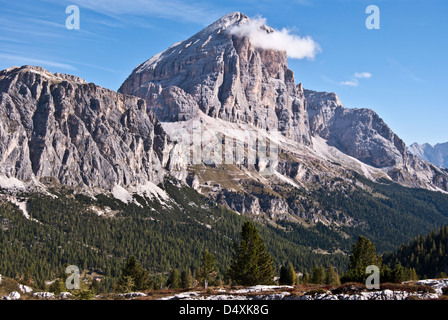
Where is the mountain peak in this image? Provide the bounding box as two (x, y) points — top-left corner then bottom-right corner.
(0, 65), (88, 86)
(119, 11), (311, 142)
(207, 11), (249, 31)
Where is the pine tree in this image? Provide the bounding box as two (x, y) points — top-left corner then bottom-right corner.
(227, 221), (275, 286)
(409, 268), (419, 281)
(392, 263), (406, 283)
(325, 265), (341, 286)
(279, 264), (296, 285)
(167, 268), (181, 289)
(279, 265), (288, 285)
(197, 250), (218, 287)
(115, 256), (150, 292)
(180, 268), (193, 289)
(311, 265), (326, 284)
(343, 236), (382, 283)
(301, 272), (310, 284)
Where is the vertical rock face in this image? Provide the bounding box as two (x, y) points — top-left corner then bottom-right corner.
(305, 89), (406, 168)
(0, 66), (169, 190)
(119, 12), (311, 146)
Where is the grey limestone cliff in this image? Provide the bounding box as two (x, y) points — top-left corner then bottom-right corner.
(0, 65), (170, 190)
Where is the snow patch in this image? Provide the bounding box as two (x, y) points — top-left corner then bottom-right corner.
(0, 176), (25, 191)
(232, 285), (294, 294)
(111, 185), (133, 204)
(274, 171), (301, 189)
(132, 181), (170, 204)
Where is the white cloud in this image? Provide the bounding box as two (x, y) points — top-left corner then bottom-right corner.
(340, 79), (359, 87)
(65, 0), (223, 25)
(340, 72), (372, 87)
(0, 53), (77, 71)
(354, 72), (372, 79)
(228, 17), (321, 60)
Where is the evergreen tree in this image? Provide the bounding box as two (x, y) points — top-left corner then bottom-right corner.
(301, 272), (310, 284)
(115, 256), (150, 292)
(392, 263), (406, 283)
(325, 265), (341, 286)
(197, 250), (218, 287)
(152, 274), (165, 290)
(279, 265), (288, 285)
(167, 268), (181, 289)
(286, 263), (296, 286)
(278, 264), (295, 285)
(227, 221), (275, 286)
(409, 268), (419, 281)
(180, 268), (193, 289)
(311, 265), (326, 284)
(342, 236), (382, 283)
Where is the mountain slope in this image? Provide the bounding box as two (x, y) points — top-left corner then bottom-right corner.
(408, 142), (448, 169)
(119, 12), (311, 146)
(383, 225), (448, 278)
(305, 89), (448, 191)
(1, 11), (448, 292)
(0, 65), (171, 191)
(120, 11), (448, 193)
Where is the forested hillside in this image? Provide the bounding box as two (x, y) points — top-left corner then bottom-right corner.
(383, 225), (448, 279)
(1, 176), (448, 292)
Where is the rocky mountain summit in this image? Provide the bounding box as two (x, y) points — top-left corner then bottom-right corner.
(1, 13), (447, 226)
(408, 142), (448, 169)
(120, 12), (448, 193)
(119, 12), (311, 146)
(0, 65), (171, 191)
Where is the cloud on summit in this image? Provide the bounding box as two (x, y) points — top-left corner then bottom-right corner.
(228, 17), (321, 60)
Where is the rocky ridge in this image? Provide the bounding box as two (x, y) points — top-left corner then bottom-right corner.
(0, 65), (174, 194)
(120, 12), (448, 193)
(408, 142), (448, 169)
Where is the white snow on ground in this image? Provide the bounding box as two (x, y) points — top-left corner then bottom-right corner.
(89, 205), (116, 217)
(158, 291), (200, 300)
(158, 279), (448, 301)
(310, 136), (388, 181)
(0, 176), (25, 190)
(18, 284), (33, 294)
(118, 292), (147, 299)
(111, 182), (172, 207)
(132, 181), (170, 204)
(111, 185), (133, 204)
(4, 195), (40, 223)
(232, 285), (294, 294)
(415, 279), (448, 295)
(6, 196), (30, 219)
(274, 171), (301, 189)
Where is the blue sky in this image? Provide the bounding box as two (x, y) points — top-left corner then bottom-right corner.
(0, 0), (447, 145)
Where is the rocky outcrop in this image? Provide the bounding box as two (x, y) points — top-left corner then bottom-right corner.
(305, 89), (448, 191)
(218, 190), (262, 216)
(158, 279), (448, 300)
(408, 142), (448, 169)
(306, 89), (406, 168)
(119, 12), (311, 146)
(0, 65), (171, 190)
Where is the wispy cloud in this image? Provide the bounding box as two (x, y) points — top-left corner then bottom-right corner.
(340, 79), (359, 87)
(0, 53), (77, 71)
(59, 0), (224, 26)
(340, 71), (372, 87)
(228, 16), (321, 60)
(354, 72), (372, 79)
